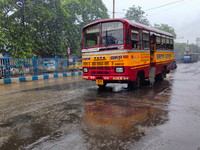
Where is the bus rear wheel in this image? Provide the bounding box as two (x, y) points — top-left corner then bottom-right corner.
(155, 67), (166, 81)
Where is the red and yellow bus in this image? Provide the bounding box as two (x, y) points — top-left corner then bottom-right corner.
(82, 19), (174, 88)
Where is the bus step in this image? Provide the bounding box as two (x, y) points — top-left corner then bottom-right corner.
(149, 67), (155, 79)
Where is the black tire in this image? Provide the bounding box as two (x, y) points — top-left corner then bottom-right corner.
(161, 67), (166, 80)
(128, 74), (142, 89)
(128, 81), (133, 89)
(155, 67), (166, 81)
(133, 74), (140, 89)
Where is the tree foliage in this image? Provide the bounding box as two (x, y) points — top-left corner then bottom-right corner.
(125, 5), (150, 26)
(124, 5), (178, 39)
(154, 23), (177, 39)
(174, 43), (200, 58)
(0, 0), (109, 58)
(174, 43), (186, 58)
(62, 0), (109, 56)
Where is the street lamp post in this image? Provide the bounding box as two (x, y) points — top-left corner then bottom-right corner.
(113, 0), (115, 18)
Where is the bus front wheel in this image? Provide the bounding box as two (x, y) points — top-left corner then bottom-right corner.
(128, 74), (140, 89)
(134, 74), (140, 89)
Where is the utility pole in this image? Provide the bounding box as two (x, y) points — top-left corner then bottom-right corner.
(186, 40), (189, 52)
(113, 0), (115, 18)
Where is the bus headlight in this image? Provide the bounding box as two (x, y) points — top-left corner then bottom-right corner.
(115, 67), (124, 73)
(83, 67), (88, 73)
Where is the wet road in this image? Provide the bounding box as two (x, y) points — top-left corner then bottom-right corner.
(0, 62), (200, 150)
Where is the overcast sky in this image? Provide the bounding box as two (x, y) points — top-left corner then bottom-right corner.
(102, 0), (200, 44)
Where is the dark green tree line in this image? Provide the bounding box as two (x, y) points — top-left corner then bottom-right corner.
(153, 23), (177, 39)
(174, 43), (200, 58)
(0, 0), (109, 58)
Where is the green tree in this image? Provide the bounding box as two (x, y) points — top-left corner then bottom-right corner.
(174, 43), (186, 58)
(125, 5), (150, 25)
(0, 0), (109, 58)
(0, 0), (62, 57)
(62, 0), (109, 56)
(0, 0), (38, 57)
(174, 43), (200, 58)
(188, 44), (200, 54)
(154, 23), (177, 38)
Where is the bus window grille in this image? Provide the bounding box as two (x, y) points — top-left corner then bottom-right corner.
(97, 71), (103, 74)
(90, 67), (96, 70)
(83, 62), (88, 66)
(104, 67), (110, 70)
(97, 67), (103, 70)
(105, 62), (109, 66)
(104, 71), (109, 74)
(97, 62), (103, 66)
(92, 71), (96, 74)
(92, 62), (96, 66)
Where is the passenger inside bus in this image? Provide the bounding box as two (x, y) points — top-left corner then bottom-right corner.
(150, 34), (156, 60)
(107, 36), (116, 45)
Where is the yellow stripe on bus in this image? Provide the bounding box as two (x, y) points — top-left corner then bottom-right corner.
(131, 64), (150, 69)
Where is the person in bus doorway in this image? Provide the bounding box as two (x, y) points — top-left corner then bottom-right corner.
(150, 34), (156, 61)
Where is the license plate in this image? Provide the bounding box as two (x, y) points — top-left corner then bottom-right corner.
(96, 79), (104, 85)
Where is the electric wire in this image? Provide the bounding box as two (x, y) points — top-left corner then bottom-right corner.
(144, 0), (185, 11)
(108, 0), (194, 18)
(147, 0), (195, 16)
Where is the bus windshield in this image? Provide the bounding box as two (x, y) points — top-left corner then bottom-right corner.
(101, 21), (124, 46)
(83, 24), (100, 48)
(83, 21), (124, 49)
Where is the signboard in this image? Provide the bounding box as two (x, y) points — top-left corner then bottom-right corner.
(68, 47), (70, 54)
(102, 22), (123, 31)
(86, 26), (99, 34)
(185, 46), (189, 51)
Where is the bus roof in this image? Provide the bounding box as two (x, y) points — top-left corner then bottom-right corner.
(83, 18), (173, 38)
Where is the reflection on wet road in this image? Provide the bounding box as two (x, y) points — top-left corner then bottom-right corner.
(0, 62), (200, 150)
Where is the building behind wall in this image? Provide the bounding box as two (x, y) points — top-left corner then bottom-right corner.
(0, 53), (3, 58)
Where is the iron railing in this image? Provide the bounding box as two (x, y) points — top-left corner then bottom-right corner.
(0, 56), (82, 79)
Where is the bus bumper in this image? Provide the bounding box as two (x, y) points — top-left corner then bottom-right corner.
(82, 75), (130, 81)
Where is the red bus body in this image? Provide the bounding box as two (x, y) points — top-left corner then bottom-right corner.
(81, 19), (174, 88)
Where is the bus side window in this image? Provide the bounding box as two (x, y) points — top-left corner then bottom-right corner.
(140, 29), (143, 49)
(143, 30), (149, 49)
(131, 30), (139, 49)
(166, 37), (170, 49)
(161, 36), (166, 49)
(156, 35), (161, 50)
(170, 39), (174, 50)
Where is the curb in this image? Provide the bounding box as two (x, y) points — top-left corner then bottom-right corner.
(0, 71), (82, 85)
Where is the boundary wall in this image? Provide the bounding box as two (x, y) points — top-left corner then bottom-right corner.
(0, 71), (82, 85)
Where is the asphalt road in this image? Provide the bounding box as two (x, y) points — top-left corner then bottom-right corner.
(0, 62), (200, 150)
